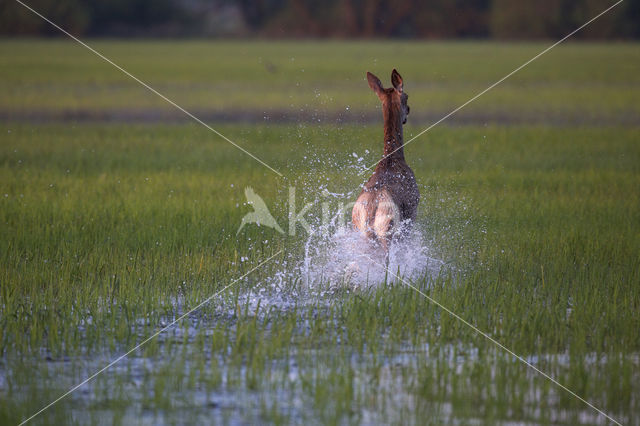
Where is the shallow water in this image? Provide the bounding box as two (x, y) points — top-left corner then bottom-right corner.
(4, 313), (629, 425)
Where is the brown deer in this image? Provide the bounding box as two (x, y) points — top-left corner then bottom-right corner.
(352, 69), (419, 257)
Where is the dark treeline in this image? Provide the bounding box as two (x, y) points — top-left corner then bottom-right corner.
(2, 0), (639, 39)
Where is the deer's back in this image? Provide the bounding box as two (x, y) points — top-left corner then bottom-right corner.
(365, 159), (419, 219)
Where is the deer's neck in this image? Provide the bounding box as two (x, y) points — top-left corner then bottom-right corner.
(381, 106), (405, 161)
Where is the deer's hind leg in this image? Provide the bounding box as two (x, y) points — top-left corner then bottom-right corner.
(373, 190), (399, 265)
(352, 192), (376, 240)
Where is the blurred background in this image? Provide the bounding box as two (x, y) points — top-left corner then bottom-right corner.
(2, 0), (639, 39)
(1, 0), (639, 126)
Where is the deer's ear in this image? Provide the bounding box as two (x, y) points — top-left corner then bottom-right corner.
(391, 69), (403, 93)
(367, 72), (384, 97)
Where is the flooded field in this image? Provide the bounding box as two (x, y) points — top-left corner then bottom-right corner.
(1, 41), (640, 424)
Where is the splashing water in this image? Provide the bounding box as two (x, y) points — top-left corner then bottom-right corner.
(237, 218), (446, 316)
(300, 220), (445, 290)
(237, 194), (446, 314)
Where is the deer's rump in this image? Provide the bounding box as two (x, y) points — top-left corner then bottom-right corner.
(351, 167), (419, 248)
(352, 189), (398, 241)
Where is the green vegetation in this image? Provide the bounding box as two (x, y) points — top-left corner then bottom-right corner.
(0, 40), (639, 424)
(2, 41), (640, 122)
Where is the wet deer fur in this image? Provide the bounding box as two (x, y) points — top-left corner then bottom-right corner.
(352, 69), (419, 252)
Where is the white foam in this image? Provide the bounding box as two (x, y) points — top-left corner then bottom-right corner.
(236, 213), (446, 314)
(301, 224), (445, 290)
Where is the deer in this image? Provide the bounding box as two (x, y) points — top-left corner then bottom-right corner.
(352, 69), (419, 261)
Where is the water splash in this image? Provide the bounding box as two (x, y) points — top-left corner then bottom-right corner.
(300, 215), (444, 290)
(237, 200), (446, 314)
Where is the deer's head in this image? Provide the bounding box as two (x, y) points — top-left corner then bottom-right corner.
(367, 69), (410, 124)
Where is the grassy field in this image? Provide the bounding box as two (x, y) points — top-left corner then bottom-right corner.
(1, 40), (640, 425)
(2, 40), (640, 123)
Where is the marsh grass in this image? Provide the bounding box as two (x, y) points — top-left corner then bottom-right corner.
(1, 120), (639, 424)
(1, 39), (640, 424)
(1, 41), (639, 122)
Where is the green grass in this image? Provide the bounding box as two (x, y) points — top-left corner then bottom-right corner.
(1, 40), (640, 425)
(1, 40), (639, 120)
